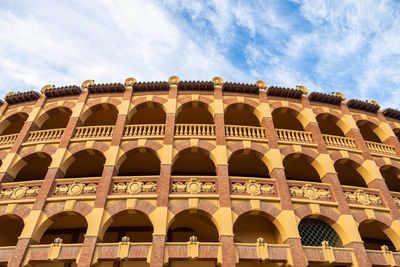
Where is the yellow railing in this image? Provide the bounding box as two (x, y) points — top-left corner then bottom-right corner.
(26, 128), (64, 142)
(225, 125), (266, 139)
(322, 134), (357, 149)
(124, 124), (165, 137)
(365, 141), (396, 155)
(275, 129), (313, 143)
(74, 125), (114, 139)
(0, 133), (18, 147)
(175, 124), (215, 136)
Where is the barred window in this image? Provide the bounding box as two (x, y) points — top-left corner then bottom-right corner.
(298, 219), (342, 247)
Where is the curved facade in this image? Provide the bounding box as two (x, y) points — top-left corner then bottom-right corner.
(0, 77), (400, 267)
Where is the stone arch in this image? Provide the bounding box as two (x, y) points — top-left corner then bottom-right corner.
(80, 103), (119, 126)
(172, 146), (217, 176)
(167, 203), (220, 242)
(0, 214), (25, 246)
(128, 100), (167, 124)
(228, 148), (270, 178)
(35, 106), (73, 130)
(0, 204), (31, 219)
(271, 104), (311, 130)
(8, 152), (52, 181)
(333, 158), (371, 187)
(119, 140), (163, 167)
(60, 148), (106, 178)
(282, 151), (323, 182)
(176, 100), (215, 124)
(0, 112), (28, 135)
(315, 112), (347, 136)
(356, 119), (385, 143)
(116, 147), (161, 176)
(224, 102), (262, 126)
(380, 165), (400, 192)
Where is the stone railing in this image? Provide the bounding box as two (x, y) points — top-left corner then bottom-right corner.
(303, 245), (353, 265)
(230, 177), (277, 197)
(52, 178), (100, 197)
(175, 124), (215, 136)
(225, 125), (266, 139)
(342, 185), (383, 207)
(235, 243), (290, 262)
(112, 177), (157, 195)
(165, 242), (220, 260)
(124, 124), (165, 137)
(322, 134), (357, 149)
(365, 141), (396, 156)
(73, 125), (114, 139)
(170, 176), (217, 194)
(27, 243), (82, 262)
(94, 242), (152, 261)
(0, 181), (43, 200)
(275, 129), (313, 143)
(287, 181), (333, 202)
(0, 246), (15, 262)
(0, 133), (18, 147)
(366, 247), (400, 266)
(26, 128), (65, 143)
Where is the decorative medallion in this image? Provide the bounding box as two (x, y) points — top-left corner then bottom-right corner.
(68, 182), (84, 196)
(344, 189), (382, 206)
(232, 180), (275, 196)
(126, 180), (143, 194)
(171, 178), (216, 194)
(289, 184), (331, 200)
(11, 186), (28, 199)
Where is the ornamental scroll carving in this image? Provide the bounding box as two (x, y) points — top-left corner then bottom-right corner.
(231, 180), (274, 196)
(54, 182), (97, 196)
(289, 184), (331, 200)
(344, 189), (382, 206)
(0, 185), (40, 199)
(171, 178), (216, 194)
(113, 179), (156, 194)
(393, 197), (400, 208)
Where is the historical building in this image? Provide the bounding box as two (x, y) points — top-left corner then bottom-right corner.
(0, 76), (400, 267)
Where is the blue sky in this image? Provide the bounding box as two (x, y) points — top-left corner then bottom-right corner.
(0, 0), (399, 108)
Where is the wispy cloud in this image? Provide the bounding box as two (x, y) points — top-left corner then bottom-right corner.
(0, 0), (399, 108)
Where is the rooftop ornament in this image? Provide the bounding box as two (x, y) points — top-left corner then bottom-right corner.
(256, 80), (268, 90)
(212, 76), (224, 87)
(124, 77), (137, 87)
(81, 80), (94, 91)
(332, 92), (346, 101)
(40, 84), (55, 94)
(296, 85), (309, 95)
(168, 75), (181, 86)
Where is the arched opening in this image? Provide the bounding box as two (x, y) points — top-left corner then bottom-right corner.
(0, 215), (24, 246)
(380, 165), (400, 192)
(118, 148), (160, 176)
(40, 212), (87, 244)
(129, 102), (166, 125)
(38, 107), (72, 130)
(103, 211), (153, 243)
(359, 220), (396, 251)
(298, 218), (342, 247)
(394, 129), (400, 141)
(283, 153), (320, 182)
(334, 159), (367, 187)
(82, 104), (118, 126)
(357, 120), (382, 143)
(233, 213), (281, 243)
(172, 148), (216, 176)
(14, 152), (52, 182)
(228, 150), (269, 178)
(224, 104), (260, 127)
(167, 210), (219, 242)
(272, 108), (304, 131)
(176, 102), (213, 124)
(0, 112), (28, 135)
(316, 113), (345, 136)
(64, 150), (105, 178)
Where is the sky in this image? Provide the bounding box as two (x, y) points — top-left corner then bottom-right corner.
(0, 0), (399, 108)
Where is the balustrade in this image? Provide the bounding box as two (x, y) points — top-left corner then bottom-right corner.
(27, 244), (82, 262)
(322, 134), (357, 149)
(365, 141), (396, 156)
(230, 177), (277, 197)
(95, 243), (152, 261)
(124, 124), (165, 137)
(287, 181), (333, 202)
(0, 246), (15, 262)
(175, 124), (215, 136)
(303, 246), (353, 265)
(26, 128), (64, 143)
(112, 176), (157, 195)
(170, 176), (217, 194)
(225, 125), (266, 139)
(275, 129), (313, 143)
(235, 243), (290, 262)
(366, 248), (400, 266)
(0, 133), (18, 147)
(0, 181), (42, 201)
(391, 192), (400, 208)
(342, 185), (383, 207)
(52, 177), (100, 197)
(165, 242), (220, 260)
(73, 125), (114, 139)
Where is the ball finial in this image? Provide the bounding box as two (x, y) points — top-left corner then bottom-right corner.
(124, 77), (137, 87)
(168, 76), (181, 86)
(256, 80), (267, 90)
(333, 92), (346, 101)
(296, 85), (308, 95)
(370, 100), (380, 108)
(40, 84), (55, 94)
(212, 76), (224, 86)
(81, 80), (94, 90)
